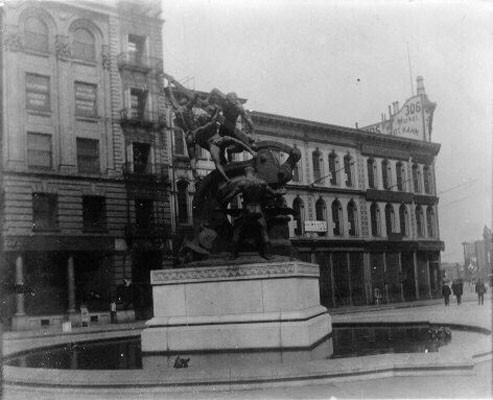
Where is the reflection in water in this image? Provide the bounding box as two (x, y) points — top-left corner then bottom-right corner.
(7, 325), (452, 370)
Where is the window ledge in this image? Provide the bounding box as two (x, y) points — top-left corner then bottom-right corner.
(76, 115), (100, 123)
(27, 109), (52, 117)
(23, 49), (50, 57)
(72, 58), (98, 67)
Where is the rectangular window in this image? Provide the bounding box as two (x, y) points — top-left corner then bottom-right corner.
(82, 196), (106, 232)
(26, 74), (50, 111)
(128, 34), (146, 66)
(27, 132), (52, 168)
(75, 82), (97, 117)
(32, 193), (57, 231)
(132, 142), (151, 174)
(77, 138), (100, 173)
(135, 199), (153, 229)
(174, 127), (186, 156)
(130, 88), (147, 119)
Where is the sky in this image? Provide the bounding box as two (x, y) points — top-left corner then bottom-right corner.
(161, 0), (493, 263)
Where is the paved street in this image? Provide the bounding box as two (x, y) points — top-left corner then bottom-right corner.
(3, 290), (492, 400)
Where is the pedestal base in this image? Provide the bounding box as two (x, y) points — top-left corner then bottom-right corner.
(141, 259), (332, 364)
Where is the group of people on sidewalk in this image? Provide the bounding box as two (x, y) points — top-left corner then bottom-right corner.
(442, 279), (487, 306)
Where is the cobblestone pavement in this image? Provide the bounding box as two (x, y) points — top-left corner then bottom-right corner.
(3, 290), (492, 400)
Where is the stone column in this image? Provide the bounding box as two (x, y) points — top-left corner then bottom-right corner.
(383, 251), (389, 303)
(426, 257), (432, 299)
(15, 255), (25, 316)
(413, 251), (420, 300)
(347, 253), (353, 306)
(398, 252), (405, 302)
(329, 253), (336, 307)
(67, 255), (76, 313)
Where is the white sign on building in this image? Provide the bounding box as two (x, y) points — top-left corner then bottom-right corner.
(304, 220), (327, 233)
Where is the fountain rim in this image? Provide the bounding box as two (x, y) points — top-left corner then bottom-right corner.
(3, 322), (491, 392)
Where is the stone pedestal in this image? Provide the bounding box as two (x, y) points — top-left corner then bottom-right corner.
(141, 259), (332, 368)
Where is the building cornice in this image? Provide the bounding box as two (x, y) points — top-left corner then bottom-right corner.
(251, 111), (441, 157)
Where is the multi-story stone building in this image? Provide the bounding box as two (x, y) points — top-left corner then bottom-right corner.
(462, 226), (492, 281)
(0, 0), (170, 330)
(170, 77), (444, 307)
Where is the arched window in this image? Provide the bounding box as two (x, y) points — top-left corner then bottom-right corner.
(344, 154), (354, 187)
(396, 162), (405, 191)
(176, 180), (189, 224)
(423, 165), (431, 194)
(412, 164), (421, 193)
(416, 205), (424, 237)
(328, 152), (338, 185)
(293, 197), (304, 236)
(426, 206), (435, 237)
(347, 200), (358, 237)
(73, 28), (96, 61)
(331, 200), (343, 236)
(312, 150), (323, 184)
(367, 158), (377, 189)
(370, 203), (381, 237)
(24, 16), (49, 52)
(385, 203), (395, 235)
(315, 198), (327, 237)
(382, 159), (392, 189)
(399, 204), (408, 236)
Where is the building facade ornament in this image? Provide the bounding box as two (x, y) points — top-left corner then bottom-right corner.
(4, 32), (23, 52)
(101, 45), (111, 70)
(55, 35), (71, 61)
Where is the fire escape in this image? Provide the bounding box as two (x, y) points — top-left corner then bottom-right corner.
(117, 41), (170, 252)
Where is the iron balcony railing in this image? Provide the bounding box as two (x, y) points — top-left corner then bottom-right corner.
(119, 108), (167, 129)
(122, 162), (169, 181)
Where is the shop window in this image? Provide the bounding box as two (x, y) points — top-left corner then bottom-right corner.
(396, 161), (405, 191)
(426, 206), (435, 237)
(382, 159), (392, 190)
(399, 204), (409, 236)
(328, 152), (338, 185)
(315, 198), (326, 237)
(128, 34), (146, 65)
(367, 158), (377, 189)
(133, 142), (151, 174)
(331, 200), (343, 236)
(416, 205), (424, 237)
(72, 28), (95, 61)
(82, 196), (106, 231)
(135, 198), (153, 229)
(27, 132), (52, 168)
(177, 180), (189, 224)
(77, 138), (100, 173)
(347, 200), (358, 237)
(32, 193), (57, 231)
(293, 197), (304, 236)
(24, 17), (49, 52)
(370, 202), (381, 237)
(26, 74), (50, 112)
(74, 82), (97, 117)
(385, 203), (395, 235)
(344, 154), (354, 187)
(312, 150), (323, 184)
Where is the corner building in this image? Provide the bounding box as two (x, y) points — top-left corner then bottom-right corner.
(0, 0), (170, 329)
(169, 78), (443, 308)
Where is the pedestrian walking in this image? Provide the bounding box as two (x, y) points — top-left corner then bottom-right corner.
(475, 279), (487, 305)
(451, 279), (463, 305)
(442, 283), (452, 306)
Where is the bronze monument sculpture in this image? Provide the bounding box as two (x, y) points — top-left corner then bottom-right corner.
(164, 74), (301, 262)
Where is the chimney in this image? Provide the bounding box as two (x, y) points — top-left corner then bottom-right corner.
(388, 105), (392, 117)
(416, 76), (425, 95)
(355, 122), (359, 129)
(395, 101), (399, 112)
